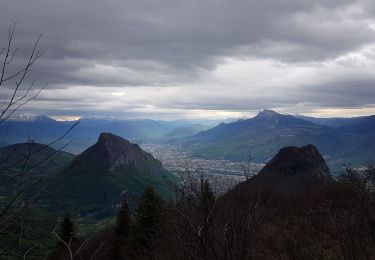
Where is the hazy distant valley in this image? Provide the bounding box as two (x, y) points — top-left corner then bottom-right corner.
(141, 143), (264, 191)
(3, 109), (375, 175)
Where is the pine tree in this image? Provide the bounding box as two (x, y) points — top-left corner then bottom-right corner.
(133, 186), (163, 255)
(58, 213), (75, 244)
(198, 178), (215, 254)
(116, 200), (131, 259)
(117, 200), (130, 236)
(199, 178), (215, 216)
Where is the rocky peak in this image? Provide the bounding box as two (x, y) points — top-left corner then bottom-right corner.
(244, 144), (334, 192)
(256, 109), (281, 119)
(78, 133), (156, 171)
(97, 132), (131, 148)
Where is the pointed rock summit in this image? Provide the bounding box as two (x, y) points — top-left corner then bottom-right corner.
(242, 144), (335, 193)
(98, 132), (154, 168)
(76, 132), (159, 171)
(54, 133), (175, 213)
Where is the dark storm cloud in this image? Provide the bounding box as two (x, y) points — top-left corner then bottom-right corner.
(302, 78), (375, 108)
(1, 0), (375, 118)
(1, 0), (374, 87)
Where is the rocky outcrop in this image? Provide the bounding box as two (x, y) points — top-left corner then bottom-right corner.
(53, 133), (175, 214)
(238, 144), (335, 193)
(74, 132), (160, 172)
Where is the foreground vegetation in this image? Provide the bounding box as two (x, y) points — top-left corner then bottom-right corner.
(44, 162), (375, 260)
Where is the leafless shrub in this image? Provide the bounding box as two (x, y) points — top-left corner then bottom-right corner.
(0, 24), (79, 259)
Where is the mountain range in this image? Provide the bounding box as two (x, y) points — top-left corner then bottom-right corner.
(2, 110), (375, 171)
(1, 116), (216, 154)
(180, 109), (375, 171)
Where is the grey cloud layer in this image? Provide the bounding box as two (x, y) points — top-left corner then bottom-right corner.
(1, 0), (374, 86)
(1, 0), (375, 117)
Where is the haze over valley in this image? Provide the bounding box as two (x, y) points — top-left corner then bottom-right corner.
(3, 109), (374, 174)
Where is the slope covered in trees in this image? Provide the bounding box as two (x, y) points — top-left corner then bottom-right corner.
(49, 145), (375, 259)
(48, 133), (176, 216)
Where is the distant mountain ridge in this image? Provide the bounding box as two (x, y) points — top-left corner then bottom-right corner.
(0, 116), (219, 153)
(8, 114), (57, 122)
(181, 110), (375, 170)
(191, 109), (330, 142)
(2, 110), (375, 170)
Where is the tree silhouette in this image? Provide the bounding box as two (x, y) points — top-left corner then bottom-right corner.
(133, 186), (163, 255)
(58, 213), (75, 245)
(0, 24), (79, 235)
(116, 200), (131, 259)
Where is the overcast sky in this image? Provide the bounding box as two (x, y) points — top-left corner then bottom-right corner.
(1, 0), (375, 120)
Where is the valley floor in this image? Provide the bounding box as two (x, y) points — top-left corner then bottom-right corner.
(142, 143), (264, 192)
